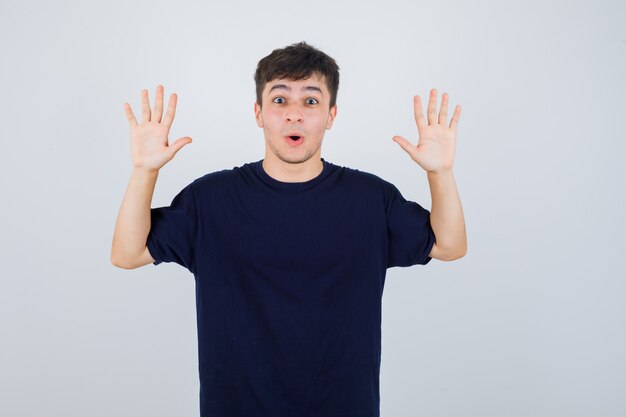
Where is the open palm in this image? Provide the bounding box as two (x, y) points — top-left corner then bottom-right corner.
(124, 85), (192, 171)
(392, 88), (461, 173)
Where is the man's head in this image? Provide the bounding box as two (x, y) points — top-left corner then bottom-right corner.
(254, 41), (340, 110)
(253, 42), (340, 170)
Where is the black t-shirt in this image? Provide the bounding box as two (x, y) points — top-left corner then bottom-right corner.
(147, 158), (435, 417)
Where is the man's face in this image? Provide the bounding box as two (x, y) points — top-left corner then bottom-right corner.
(254, 73), (337, 165)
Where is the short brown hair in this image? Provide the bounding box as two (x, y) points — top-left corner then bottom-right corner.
(254, 41), (340, 109)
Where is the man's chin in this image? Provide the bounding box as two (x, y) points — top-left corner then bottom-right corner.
(281, 155), (313, 165)
(269, 149), (316, 165)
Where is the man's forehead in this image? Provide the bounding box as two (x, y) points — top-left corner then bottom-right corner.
(265, 75), (327, 95)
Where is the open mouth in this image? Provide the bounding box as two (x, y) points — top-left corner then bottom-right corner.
(285, 134), (304, 146)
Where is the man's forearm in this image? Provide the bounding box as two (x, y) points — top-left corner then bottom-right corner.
(427, 169), (467, 258)
(111, 168), (159, 265)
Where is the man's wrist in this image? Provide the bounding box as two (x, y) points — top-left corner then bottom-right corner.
(427, 168), (454, 177)
(133, 166), (159, 177)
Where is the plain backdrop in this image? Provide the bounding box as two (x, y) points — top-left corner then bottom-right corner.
(1, 0), (624, 416)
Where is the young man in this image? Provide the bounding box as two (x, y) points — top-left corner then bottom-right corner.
(111, 41), (466, 416)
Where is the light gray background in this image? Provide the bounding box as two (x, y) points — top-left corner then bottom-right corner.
(1, 0), (624, 416)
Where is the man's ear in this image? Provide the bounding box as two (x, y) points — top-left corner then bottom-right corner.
(326, 104), (337, 129)
(254, 101), (263, 127)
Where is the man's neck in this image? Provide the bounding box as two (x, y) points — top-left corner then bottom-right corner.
(262, 156), (323, 183)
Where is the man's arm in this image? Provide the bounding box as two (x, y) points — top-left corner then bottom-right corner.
(111, 168), (158, 269)
(111, 85), (192, 269)
(392, 88), (466, 261)
(427, 169), (466, 261)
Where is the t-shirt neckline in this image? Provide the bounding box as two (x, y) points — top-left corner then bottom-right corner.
(253, 158), (334, 192)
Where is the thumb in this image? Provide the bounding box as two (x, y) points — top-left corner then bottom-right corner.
(392, 135), (421, 165)
(168, 136), (193, 157)
(392, 135), (415, 155)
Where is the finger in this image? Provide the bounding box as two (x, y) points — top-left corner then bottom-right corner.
(168, 136), (193, 158)
(141, 89), (151, 124)
(439, 93), (449, 126)
(449, 104), (462, 130)
(392, 135), (415, 153)
(162, 93), (178, 127)
(413, 95), (427, 131)
(427, 88), (437, 125)
(124, 102), (138, 127)
(153, 85), (164, 123)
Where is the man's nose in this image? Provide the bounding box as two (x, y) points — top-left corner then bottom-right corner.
(286, 107), (303, 122)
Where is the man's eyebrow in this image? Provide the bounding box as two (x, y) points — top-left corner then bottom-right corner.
(268, 84), (324, 95)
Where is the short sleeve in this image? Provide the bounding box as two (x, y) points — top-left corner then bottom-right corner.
(146, 183), (198, 273)
(385, 182), (436, 268)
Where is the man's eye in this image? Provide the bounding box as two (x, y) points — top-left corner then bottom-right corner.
(273, 97), (285, 104)
(307, 98), (318, 105)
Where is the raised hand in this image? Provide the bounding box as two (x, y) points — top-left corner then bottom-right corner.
(392, 89), (461, 173)
(124, 85), (192, 171)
